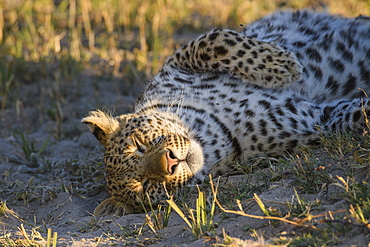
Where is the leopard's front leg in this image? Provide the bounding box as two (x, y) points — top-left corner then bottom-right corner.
(164, 28), (302, 88)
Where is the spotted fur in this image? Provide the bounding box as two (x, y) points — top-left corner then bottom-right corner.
(82, 10), (370, 216)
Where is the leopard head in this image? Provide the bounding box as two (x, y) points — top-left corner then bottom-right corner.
(82, 110), (204, 216)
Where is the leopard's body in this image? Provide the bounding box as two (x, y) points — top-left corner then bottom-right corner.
(82, 10), (370, 216)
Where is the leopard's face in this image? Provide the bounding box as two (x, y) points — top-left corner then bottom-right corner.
(82, 110), (203, 216)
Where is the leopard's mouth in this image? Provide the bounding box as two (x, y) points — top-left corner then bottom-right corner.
(165, 139), (204, 187)
(139, 139), (204, 194)
(160, 138), (204, 179)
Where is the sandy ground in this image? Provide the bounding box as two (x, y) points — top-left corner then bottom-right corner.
(0, 68), (369, 246)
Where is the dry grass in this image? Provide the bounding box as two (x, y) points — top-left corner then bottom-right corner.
(1, 0), (369, 84)
(1, 0), (369, 111)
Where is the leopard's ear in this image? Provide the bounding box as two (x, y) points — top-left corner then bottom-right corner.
(81, 110), (120, 147)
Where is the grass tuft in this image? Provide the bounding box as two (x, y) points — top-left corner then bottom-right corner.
(167, 186), (217, 239)
(141, 193), (172, 234)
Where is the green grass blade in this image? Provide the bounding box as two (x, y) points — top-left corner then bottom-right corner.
(163, 204), (172, 228)
(199, 191), (207, 227)
(46, 228), (52, 247)
(196, 194), (201, 230)
(145, 193), (161, 229)
(37, 135), (51, 156)
(52, 231), (57, 247)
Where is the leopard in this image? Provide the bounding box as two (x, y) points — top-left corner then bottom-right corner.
(82, 10), (370, 216)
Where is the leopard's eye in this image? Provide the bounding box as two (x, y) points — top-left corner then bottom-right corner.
(142, 179), (150, 193)
(133, 138), (146, 153)
(137, 144), (146, 153)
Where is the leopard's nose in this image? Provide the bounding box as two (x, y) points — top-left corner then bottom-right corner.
(166, 150), (179, 175)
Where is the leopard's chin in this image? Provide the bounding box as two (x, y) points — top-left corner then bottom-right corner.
(185, 139), (204, 178)
(166, 141), (204, 187)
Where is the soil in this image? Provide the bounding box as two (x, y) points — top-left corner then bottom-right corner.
(0, 67), (369, 246)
